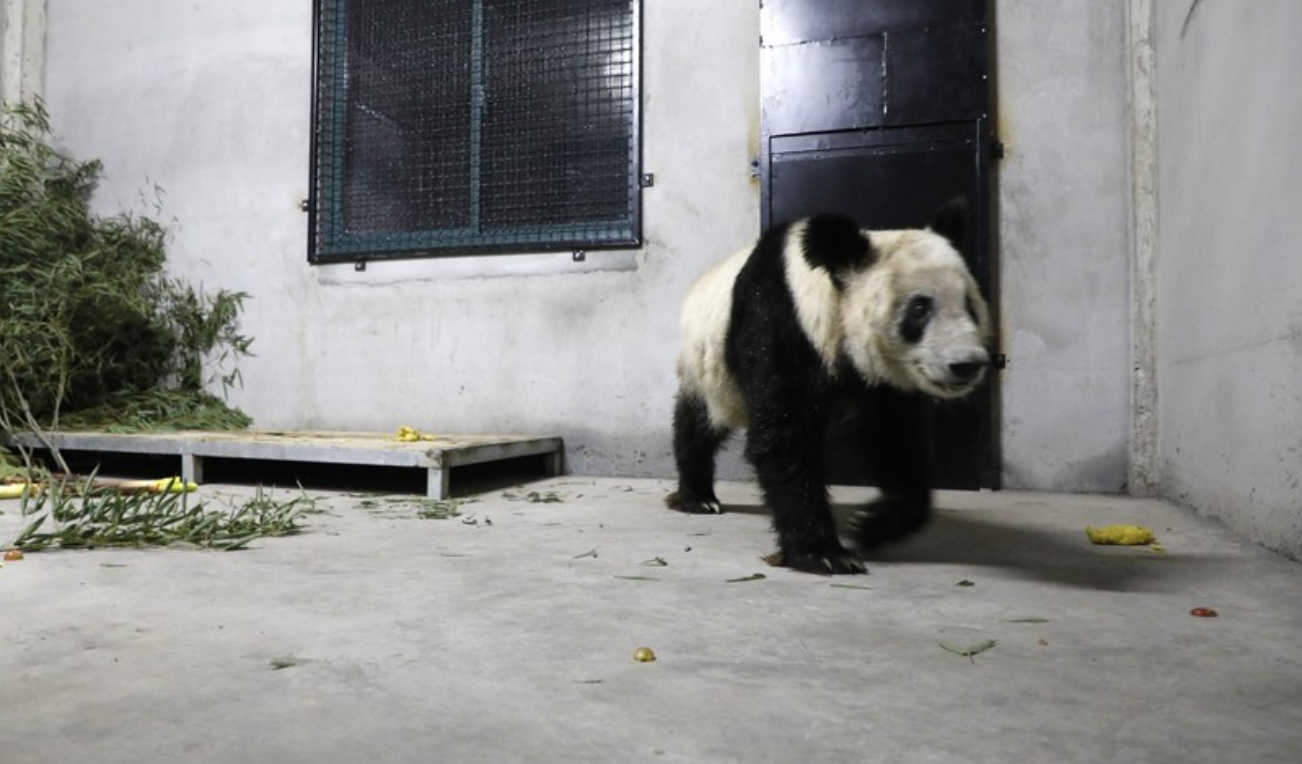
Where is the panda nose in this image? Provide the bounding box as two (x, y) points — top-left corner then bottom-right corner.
(949, 359), (988, 381)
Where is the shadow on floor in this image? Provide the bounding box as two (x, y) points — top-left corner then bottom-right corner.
(720, 498), (1227, 593)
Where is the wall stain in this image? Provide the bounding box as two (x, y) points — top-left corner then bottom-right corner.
(1180, 0), (1205, 40)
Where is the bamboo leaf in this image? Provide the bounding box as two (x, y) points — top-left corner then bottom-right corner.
(939, 640), (998, 660)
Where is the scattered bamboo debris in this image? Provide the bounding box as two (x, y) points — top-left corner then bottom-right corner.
(5, 476), (312, 552)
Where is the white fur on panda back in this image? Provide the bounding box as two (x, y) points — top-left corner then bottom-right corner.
(677, 247), (750, 429)
(679, 220), (850, 430)
(782, 220), (844, 372)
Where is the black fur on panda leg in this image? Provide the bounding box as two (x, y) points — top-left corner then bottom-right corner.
(852, 491), (933, 549)
(849, 389), (935, 549)
(745, 402), (867, 575)
(667, 392), (729, 514)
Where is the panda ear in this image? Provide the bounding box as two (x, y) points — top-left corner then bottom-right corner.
(929, 197), (968, 252)
(801, 214), (872, 284)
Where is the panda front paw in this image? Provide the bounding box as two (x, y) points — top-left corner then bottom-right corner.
(664, 491), (723, 515)
(682, 498), (723, 515)
(849, 497), (930, 549)
(765, 545), (867, 575)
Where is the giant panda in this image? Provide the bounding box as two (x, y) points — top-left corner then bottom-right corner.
(668, 201), (991, 574)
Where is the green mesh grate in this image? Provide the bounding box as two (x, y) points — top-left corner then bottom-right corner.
(310, 0), (641, 263)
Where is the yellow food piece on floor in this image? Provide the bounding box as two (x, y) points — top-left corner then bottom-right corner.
(0, 483), (32, 500)
(397, 425), (438, 442)
(150, 478), (198, 494)
(1086, 524), (1156, 546)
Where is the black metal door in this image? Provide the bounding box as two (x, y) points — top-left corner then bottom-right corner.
(759, 0), (1000, 489)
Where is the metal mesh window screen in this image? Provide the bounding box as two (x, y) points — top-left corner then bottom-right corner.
(310, 0), (641, 264)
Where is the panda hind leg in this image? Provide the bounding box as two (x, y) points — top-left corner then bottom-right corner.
(851, 492), (933, 549)
(667, 391), (729, 514)
(849, 390), (934, 550)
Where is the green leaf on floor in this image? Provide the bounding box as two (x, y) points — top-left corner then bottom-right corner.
(414, 498), (469, 519)
(939, 640), (998, 660)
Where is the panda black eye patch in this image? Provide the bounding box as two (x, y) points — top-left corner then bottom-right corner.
(900, 295), (933, 343)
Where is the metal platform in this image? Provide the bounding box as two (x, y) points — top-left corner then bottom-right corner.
(5, 430), (564, 499)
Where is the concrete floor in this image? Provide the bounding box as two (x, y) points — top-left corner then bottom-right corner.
(2, 477), (1300, 764)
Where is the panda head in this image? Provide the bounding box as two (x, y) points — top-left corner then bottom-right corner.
(838, 206), (991, 399)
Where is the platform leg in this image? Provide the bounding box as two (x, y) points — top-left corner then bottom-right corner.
(182, 454), (204, 485)
(427, 467), (450, 499)
(543, 449), (563, 477)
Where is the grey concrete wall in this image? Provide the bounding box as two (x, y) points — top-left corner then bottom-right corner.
(42, 0), (761, 479)
(1154, 1), (1302, 559)
(0, 0), (45, 104)
(40, 1), (1136, 490)
(995, 1), (1133, 492)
